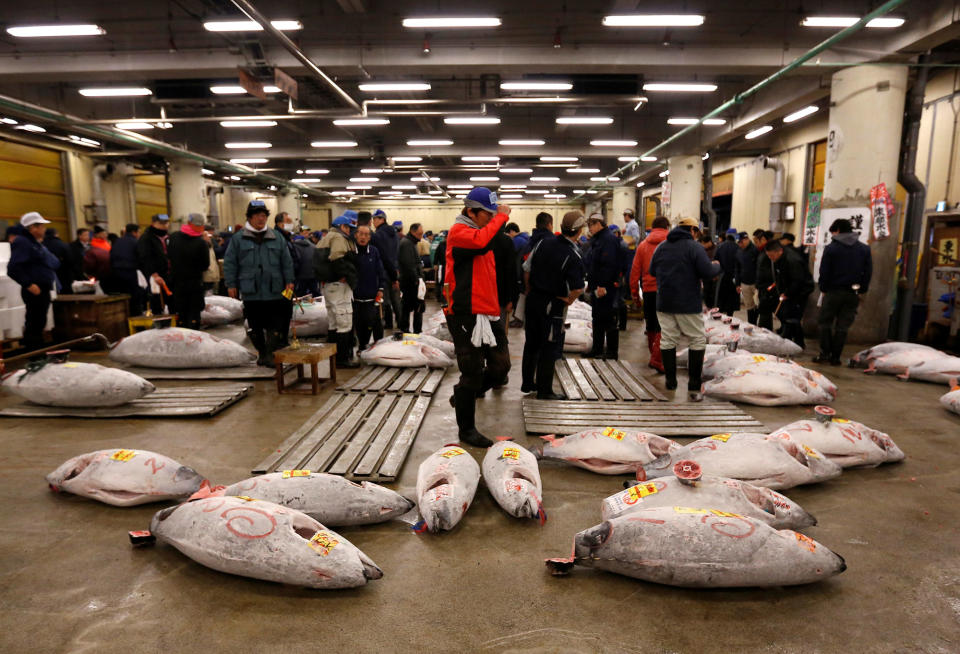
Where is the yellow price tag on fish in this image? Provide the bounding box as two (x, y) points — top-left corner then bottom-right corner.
(402, 333), (419, 340)
(441, 447), (466, 458)
(709, 509), (744, 518)
(832, 418), (850, 424)
(402, 340), (417, 346)
(234, 496), (255, 502)
(795, 532), (817, 552)
(711, 433), (732, 442)
(674, 506), (709, 514)
(624, 483), (659, 504)
(308, 531), (339, 556)
(281, 470), (311, 479)
(500, 447), (521, 460)
(752, 355), (767, 363)
(602, 427), (626, 441)
(110, 449), (136, 462)
(802, 444), (821, 459)
(63, 363), (78, 368)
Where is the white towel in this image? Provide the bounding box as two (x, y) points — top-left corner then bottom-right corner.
(471, 314), (499, 347)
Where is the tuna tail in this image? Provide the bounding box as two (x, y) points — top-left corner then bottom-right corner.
(537, 502), (547, 526)
(545, 537), (578, 575)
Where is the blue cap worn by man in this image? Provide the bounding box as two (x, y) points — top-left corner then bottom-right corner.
(373, 209), (387, 219)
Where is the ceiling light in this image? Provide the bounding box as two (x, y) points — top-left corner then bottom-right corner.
(332, 118), (391, 126)
(68, 135), (100, 147)
(590, 176), (620, 182)
(392, 185), (417, 189)
(470, 176), (500, 182)
(447, 185), (474, 189)
(225, 142), (271, 149)
(358, 82), (432, 92)
(347, 185), (372, 190)
(263, 86), (282, 93)
(228, 176), (241, 181)
(411, 176), (440, 181)
(573, 189), (586, 193)
(202, 169), (214, 175)
(350, 177), (379, 182)
(525, 189), (549, 194)
(636, 182), (646, 188)
(802, 16), (904, 28)
(641, 156), (658, 162)
(499, 139), (546, 146)
(500, 194), (524, 199)
(501, 81), (573, 91)
(230, 158), (268, 164)
(618, 157), (639, 162)
(444, 116), (501, 125)
(454, 194), (468, 199)
(79, 87), (152, 97)
(497, 97), (576, 103)
(500, 184), (527, 189)
(361, 168), (390, 174)
(531, 176), (559, 182)
(203, 20), (302, 32)
(290, 178), (322, 183)
(115, 122), (154, 130)
(332, 191), (355, 195)
(392, 156), (423, 162)
(659, 171), (669, 178)
(428, 190), (443, 195)
(378, 191), (398, 195)
(586, 190), (599, 194)
(402, 17), (501, 28)
(210, 85), (282, 95)
(311, 141), (358, 148)
(16, 124), (46, 133)
(304, 169), (330, 175)
(500, 168), (533, 174)
(407, 139), (453, 146)
(541, 156), (578, 162)
(745, 125), (773, 140)
(0, 117), (17, 125)
(607, 177), (620, 182)
(783, 105), (820, 123)
(602, 15), (704, 27)
(7, 24), (106, 37)
(545, 193), (567, 199)
(220, 120), (278, 128)
(591, 139), (638, 147)
(556, 116), (613, 125)
(642, 82), (717, 92)
(567, 168), (600, 174)
(667, 117), (727, 125)
(462, 156), (500, 162)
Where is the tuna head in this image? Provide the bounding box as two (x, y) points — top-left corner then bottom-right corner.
(864, 428), (906, 463)
(737, 481), (817, 529)
(769, 436), (843, 483)
(419, 483), (468, 532)
(497, 478), (544, 522)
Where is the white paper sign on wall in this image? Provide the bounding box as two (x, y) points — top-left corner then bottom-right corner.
(812, 206), (871, 282)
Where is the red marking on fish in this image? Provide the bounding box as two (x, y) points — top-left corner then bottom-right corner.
(144, 457), (165, 475)
(626, 517), (666, 524)
(221, 506), (277, 539)
(690, 442), (718, 452)
(702, 514), (756, 538)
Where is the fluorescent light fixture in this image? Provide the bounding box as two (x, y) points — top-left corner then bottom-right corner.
(220, 119), (278, 127)
(202, 169), (215, 175)
(391, 156), (423, 162)
(659, 171), (669, 178)
(642, 82), (717, 92)
(346, 185), (372, 190)
(0, 117), (17, 125)
(501, 81), (572, 91)
(411, 176), (440, 181)
(211, 85), (281, 95)
(79, 87), (151, 97)
(407, 139), (453, 146)
(470, 176), (500, 182)
(203, 20), (302, 32)
(290, 178), (322, 183)
(304, 169), (330, 175)
(500, 168), (533, 174)
(225, 142), (271, 149)
(378, 191), (397, 195)
(524, 189), (549, 194)
(545, 193), (567, 199)
(331, 191), (355, 195)
(573, 189), (587, 194)
(392, 185), (417, 189)
(155, 122), (173, 129)
(428, 190), (443, 195)
(115, 122), (154, 130)
(311, 140), (358, 147)
(68, 135), (100, 147)
(263, 86), (282, 93)
(500, 194), (524, 199)
(444, 116), (500, 125)
(667, 117), (727, 125)
(15, 124), (46, 133)
(586, 190), (599, 194)
(591, 176), (622, 182)
(358, 82), (432, 92)
(802, 16), (904, 28)
(783, 105), (820, 123)
(228, 176), (241, 181)
(333, 118), (391, 126)
(541, 156), (578, 162)
(500, 184), (527, 189)
(745, 125), (773, 140)
(530, 176), (559, 182)
(496, 97), (575, 103)
(556, 116), (613, 125)
(602, 15), (704, 27)
(636, 182), (645, 188)
(567, 168), (600, 174)
(402, 17), (501, 28)
(618, 157), (639, 162)
(499, 139), (545, 146)
(7, 24), (105, 37)
(447, 185), (474, 189)
(462, 156), (500, 162)
(361, 168), (390, 174)
(455, 194), (468, 199)
(349, 177), (379, 182)
(641, 156), (658, 162)
(230, 158), (268, 164)
(591, 139), (639, 147)
(607, 177), (621, 182)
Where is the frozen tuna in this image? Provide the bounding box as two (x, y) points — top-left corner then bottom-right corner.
(774, 415), (904, 468)
(415, 444), (480, 533)
(110, 327), (256, 368)
(704, 367), (834, 406)
(149, 496), (382, 589)
(640, 432), (841, 490)
(218, 471), (414, 526)
(360, 338), (452, 368)
(201, 295), (244, 326)
(546, 508), (845, 588)
(899, 356), (960, 384)
(703, 316), (803, 357)
(482, 440), (545, 523)
(941, 384), (960, 416)
(3, 360), (154, 407)
(863, 347), (947, 375)
(850, 341), (940, 367)
(605, 473), (815, 530)
(539, 429), (680, 475)
(289, 299), (328, 337)
(371, 332), (455, 359)
(563, 319), (593, 353)
(47, 449), (204, 506)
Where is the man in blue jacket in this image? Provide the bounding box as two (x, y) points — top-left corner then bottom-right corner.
(371, 209), (401, 330)
(814, 218), (872, 365)
(353, 224), (387, 350)
(7, 212), (60, 353)
(650, 217), (722, 401)
(583, 214), (622, 359)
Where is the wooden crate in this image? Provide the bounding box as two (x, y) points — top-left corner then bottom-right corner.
(53, 294), (130, 345)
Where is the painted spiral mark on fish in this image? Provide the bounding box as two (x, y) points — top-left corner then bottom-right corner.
(690, 441), (718, 452)
(200, 498), (226, 513)
(701, 513), (756, 539)
(221, 506), (277, 539)
(234, 478), (259, 491)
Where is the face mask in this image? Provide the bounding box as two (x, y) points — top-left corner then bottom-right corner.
(281, 223), (294, 232)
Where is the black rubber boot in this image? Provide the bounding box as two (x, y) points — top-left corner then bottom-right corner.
(814, 328), (833, 363)
(830, 332), (847, 365)
(687, 348), (705, 402)
(662, 348), (678, 390)
(262, 330), (284, 368)
(603, 327), (619, 360)
(337, 333), (361, 368)
(454, 387), (492, 448)
(248, 329), (268, 366)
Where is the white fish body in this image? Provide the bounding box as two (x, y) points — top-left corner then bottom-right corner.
(539, 429), (680, 475)
(867, 348), (946, 375)
(901, 356), (960, 384)
(851, 341), (939, 367)
(941, 386), (960, 416)
(704, 368), (832, 406)
(773, 418), (904, 468)
(3, 361), (154, 407)
(201, 296), (244, 326)
(289, 300), (328, 337)
(563, 318), (593, 353)
(371, 333), (455, 359)
(221, 471), (414, 526)
(149, 496), (382, 589)
(46, 449), (204, 506)
(360, 338), (452, 368)
(109, 327), (256, 368)
(415, 445), (481, 532)
(482, 441), (545, 522)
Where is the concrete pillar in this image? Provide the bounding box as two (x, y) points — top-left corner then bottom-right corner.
(168, 159), (206, 224)
(611, 186), (635, 225)
(277, 188), (302, 225)
(820, 64), (908, 343)
(666, 155), (703, 225)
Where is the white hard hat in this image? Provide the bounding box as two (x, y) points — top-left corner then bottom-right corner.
(20, 211), (50, 227)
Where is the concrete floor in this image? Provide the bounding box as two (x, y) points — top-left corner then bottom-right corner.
(2, 310), (959, 653)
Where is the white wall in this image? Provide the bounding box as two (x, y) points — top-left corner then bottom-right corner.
(915, 69), (960, 208)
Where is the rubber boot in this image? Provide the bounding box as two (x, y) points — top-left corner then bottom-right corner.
(662, 348), (678, 390)
(647, 332), (664, 373)
(830, 331), (847, 366)
(454, 387), (493, 448)
(603, 326), (619, 360)
(248, 329), (268, 366)
(687, 348), (705, 402)
(813, 328), (833, 363)
(262, 330), (283, 368)
(337, 332), (360, 368)
(747, 309), (759, 325)
(584, 319), (605, 359)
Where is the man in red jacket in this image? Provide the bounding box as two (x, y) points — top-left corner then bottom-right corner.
(444, 187), (512, 447)
(629, 216), (670, 373)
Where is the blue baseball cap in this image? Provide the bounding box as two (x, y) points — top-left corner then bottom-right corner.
(342, 209), (358, 225)
(392, 220), (403, 228)
(609, 224), (621, 232)
(726, 227), (738, 235)
(464, 187), (498, 213)
(373, 209), (387, 219)
(332, 215), (352, 227)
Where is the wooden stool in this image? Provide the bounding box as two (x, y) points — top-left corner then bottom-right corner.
(274, 343), (337, 395)
(128, 314), (178, 335)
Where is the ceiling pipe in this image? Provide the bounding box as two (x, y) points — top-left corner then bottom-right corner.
(227, 0), (362, 113)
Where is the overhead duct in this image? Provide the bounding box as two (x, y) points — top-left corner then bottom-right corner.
(702, 154), (716, 236)
(91, 163), (113, 226)
(762, 155), (786, 230)
(207, 185), (224, 229)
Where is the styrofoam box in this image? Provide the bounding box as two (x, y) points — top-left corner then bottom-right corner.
(1, 305), (25, 339)
(0, 242), (10, 277)
(0, 275), (21, 309)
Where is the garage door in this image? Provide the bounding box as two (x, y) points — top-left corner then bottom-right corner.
(0, 138), (69, 239)
(134, 171), (169, 228)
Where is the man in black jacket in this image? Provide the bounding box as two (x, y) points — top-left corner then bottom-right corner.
(513, 212), (554, 328)
(715, 229), (740, 316)
(754, 229), (777, 329)
(583, 214), (622, 359)
(68, 227), (91, 286)
(7, 212), (60, 352)
(43, 227), (73, 292)
(814, 219), (872, 364)
(110, 223), (143, 315)
(491, 225), (521, 349)
(765, 240), (814, 348)
(734, 232), (759, 324)
(166, 213), (209, 329)
(137, 214), (170, 314)
(371, 209), (401, 329)
(397, 222), (425, 333)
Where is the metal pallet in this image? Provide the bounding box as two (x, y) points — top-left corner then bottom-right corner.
(119, 364), (283, 380)
(253, 391), (431, 482)
(556, 359), (668, 401)
(337, 365), (446, 396)
(0, 383), (253, 418)
(522, 399), (766, 436)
